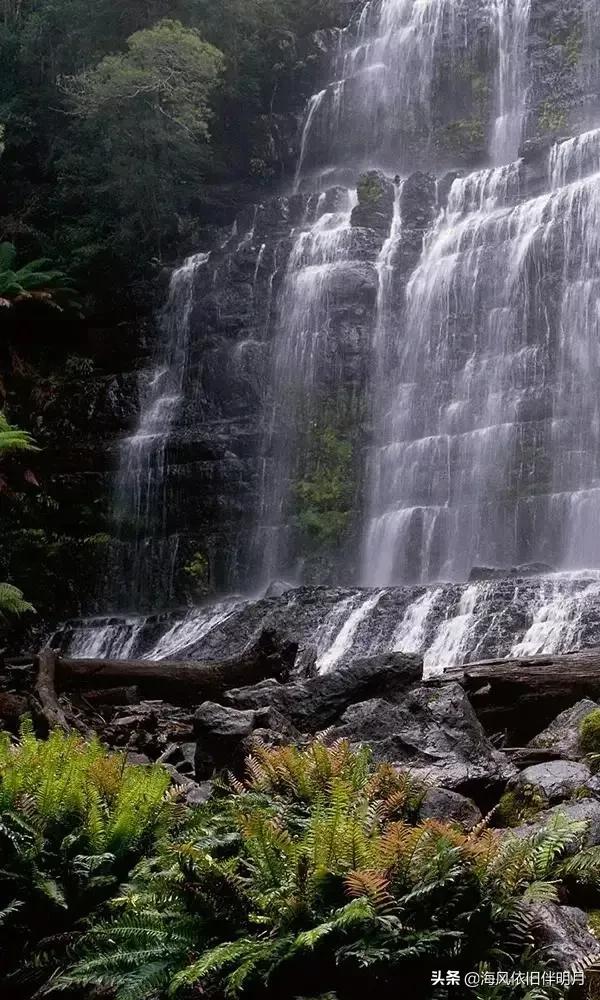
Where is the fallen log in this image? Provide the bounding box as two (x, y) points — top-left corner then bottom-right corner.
(54, 629), (297, 704)
(435, 647), (600, 743)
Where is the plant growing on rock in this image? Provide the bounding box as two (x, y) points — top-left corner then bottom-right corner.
(0, 722), (177, 995)
(60, 740), (600, 1000)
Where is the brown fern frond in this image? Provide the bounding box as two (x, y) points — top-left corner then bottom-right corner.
(345, 868), (395, 912)
(467, 805), (499, 840)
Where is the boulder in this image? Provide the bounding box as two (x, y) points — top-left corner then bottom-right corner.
(330, 683), (515, 798)
(194, 701), (299, 778)
(528, 699), (599, 760)
(419, 786), (482, 830)
(524, 903), (599, 970)
(351, 170), (395, 232)
(510, 799), (600, 847)
(194, 702), (266, 777)
(509, 760), (600, 805)
(225, 651), (422, 732)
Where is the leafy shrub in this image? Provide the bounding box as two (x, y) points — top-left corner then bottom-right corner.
(0, 722), (177, 995)
(60, 739), (600, 1000)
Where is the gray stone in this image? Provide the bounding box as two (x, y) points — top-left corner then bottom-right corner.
(184, 781), (214, 807)
(510, 799), (600, 847)
(524, 903), (599, 970)
(509, 760), (600, 804)
(226, 651), (422, 732)
(194, 702), (264, 777)
(331, 683), (515, 796)
(419, 787), (483, 830)
(528, 699), (598, 760)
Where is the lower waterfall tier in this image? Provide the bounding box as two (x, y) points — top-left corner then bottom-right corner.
(60, 571), (600, 675)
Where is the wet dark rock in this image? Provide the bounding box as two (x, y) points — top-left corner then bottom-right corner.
(418, 786), (483, 830)
(528, 699), (599, 760)
(330, 682), (515, 798)
(524, 903), (599, 970)
(351, 171), (395, 232)
(225, 651), (422, 731)
(508, 761), (600, 805)
(264, 580), (296, 599)
(468, 562), (555, 583)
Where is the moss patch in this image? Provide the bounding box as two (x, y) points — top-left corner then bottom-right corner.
(538, 100), (568, 134)
(580, 709), (600, 770)
(357, 172), (387, 207)
(496, 786), (548, 828)
(444, 117), (485, 153)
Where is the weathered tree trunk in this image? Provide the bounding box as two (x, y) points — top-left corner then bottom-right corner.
(54, 629), (297, 704)
(34, 648), (69, 731)
(437, 647), (600, 742)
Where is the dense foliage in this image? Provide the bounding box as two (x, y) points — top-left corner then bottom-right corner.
(0, 723), (177, 995)
(50, 739), (600, 1000)
(0, 0), (343, 312)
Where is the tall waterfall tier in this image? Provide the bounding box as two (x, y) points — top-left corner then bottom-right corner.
(363, 136), (600, 584)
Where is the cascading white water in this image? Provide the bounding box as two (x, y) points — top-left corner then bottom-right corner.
(81, 0), (600, 675)
(363, 127), (600, 586)
(297, 0), (461, 180)
(113, 253), (209, 608)
(253, 189), (358, 583)
(490, 0), (531, 164)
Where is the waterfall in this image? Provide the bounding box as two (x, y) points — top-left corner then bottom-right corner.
(363, 127), (600, 586)
(113, 252), (209, 609)
(85, 0), (600, 674)
(253, 189), (358, 583)
(297, 0), (460, 179)
(490, 0), (531, 165)
(548, 130), (600, 569)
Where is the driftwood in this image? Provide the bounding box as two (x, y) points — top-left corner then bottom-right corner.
(54, 629), (297, 704)
(438, 647), (600, 742)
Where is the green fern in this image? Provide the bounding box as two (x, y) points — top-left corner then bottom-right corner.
(62, 741), (600, 1000)
(0, 724), (177, 992)
(0, 582), (36, 623)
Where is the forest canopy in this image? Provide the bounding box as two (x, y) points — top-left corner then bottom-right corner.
(0, 0), (342, 312)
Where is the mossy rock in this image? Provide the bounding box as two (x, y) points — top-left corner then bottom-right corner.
(441, 118), (485, 157)
(538, 99), (568, 134)
(496, 785), (549, 827)
(580, 709), (600, 759)
(356, 171), (389, 207)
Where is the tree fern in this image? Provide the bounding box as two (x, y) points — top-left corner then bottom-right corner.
(0, 582), (35, 623)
